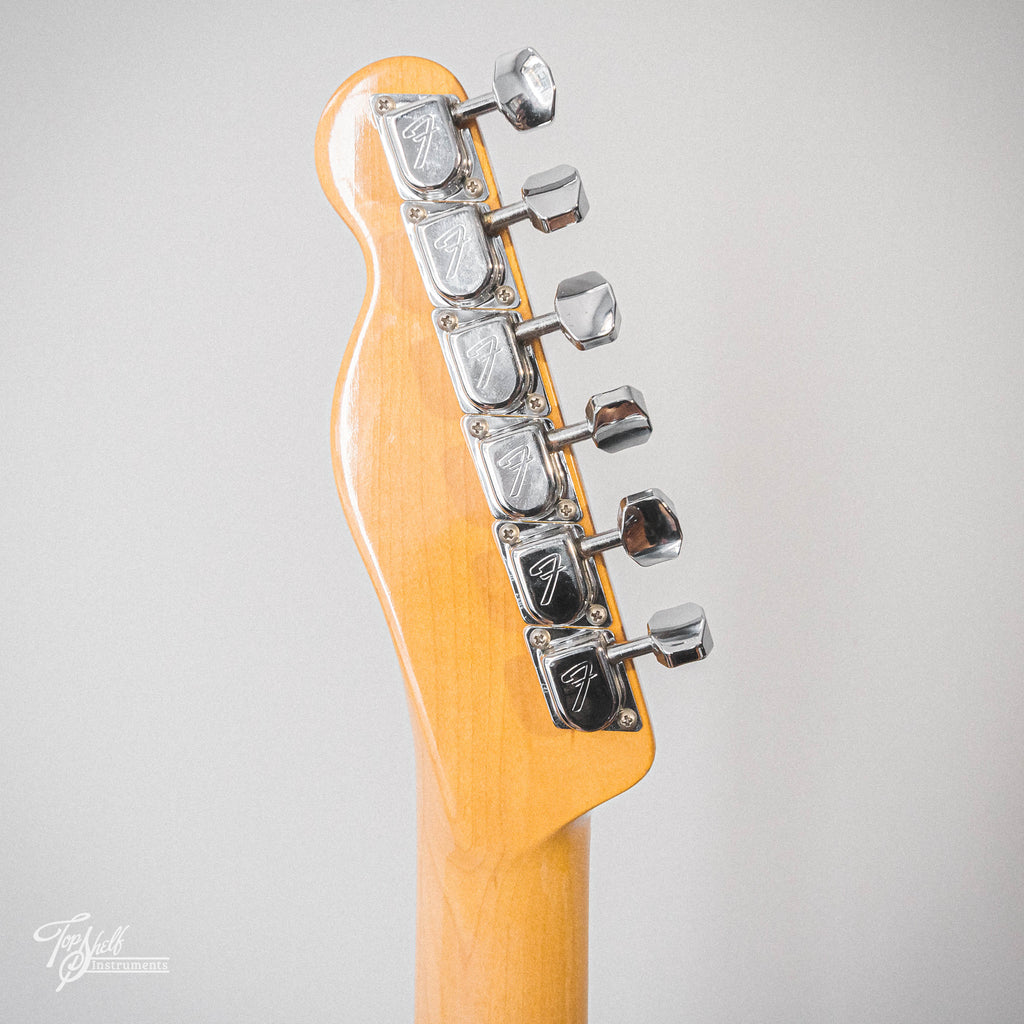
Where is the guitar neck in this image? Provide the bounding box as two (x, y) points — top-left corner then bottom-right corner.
(416, 765), (590, 1024)
(316, 48), (711, 1024)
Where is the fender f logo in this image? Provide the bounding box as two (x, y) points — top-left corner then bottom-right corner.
(560, 660), (596, 714)
(400, 113), (440, 170)
(466, 333), (499, 389)
(496, 442), (534, 498)
(528, 553), (566, 607)
(433, 223), (469, 279)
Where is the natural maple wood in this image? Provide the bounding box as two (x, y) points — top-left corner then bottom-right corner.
(316, 56), (655, 1024)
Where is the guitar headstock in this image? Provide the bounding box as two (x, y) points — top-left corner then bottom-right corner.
(315, 51), (711, 853)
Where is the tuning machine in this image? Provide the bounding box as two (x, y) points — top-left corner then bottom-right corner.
(433, 271), (619, 415)
(372, 47), (555, 201)
(495, 488), (682, 627)
(463, 386), (651, 521)
(402, 165), (588, 308)
(527, 604), (713, 732)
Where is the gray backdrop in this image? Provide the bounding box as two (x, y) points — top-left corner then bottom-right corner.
(3, 1), (1023, 1021)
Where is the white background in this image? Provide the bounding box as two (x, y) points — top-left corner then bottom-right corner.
(3, 1), (1023, 1021)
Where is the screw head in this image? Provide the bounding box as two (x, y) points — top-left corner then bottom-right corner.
(498, 523), (520, 544)
(525, 393), (545, 413)
(407, 205), (426, 223)
(465, 177), (484, 198)
(495, 284), (515, 305)
(374, 96), (395, 114)
(586, 605), (608, 626)
(437, 312), (458, 331)
(617, 708), (638, 729)
(469, 419), (489, 439)
(556, 499), (578, 520)
(529, 628), (551, 649)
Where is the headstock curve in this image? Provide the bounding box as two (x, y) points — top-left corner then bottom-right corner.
(315, 55), (657, 855)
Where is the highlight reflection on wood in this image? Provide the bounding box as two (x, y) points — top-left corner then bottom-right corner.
(316, 57), (655, 1024)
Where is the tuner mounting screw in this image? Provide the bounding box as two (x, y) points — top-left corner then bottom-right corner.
(529, 628), (551, 649)
(498, 523), (520, 544)
(557, 499), (578, 519)
(374, 96), (395, 114)
(586, 605), (608, 626)
(469, 419), (489, 439)
(437, 312), (458, 331)
(407, 205), (426, 223)
(465, 177), (484, 198)
(617, 708), (638, 729)
(495, 284), (515, 305)
(525, 393), (545, 413)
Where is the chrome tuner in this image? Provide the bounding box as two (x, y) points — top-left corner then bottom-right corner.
(482, 165), (588, 235)
(514, 271), (619, 350)
(546, 386), (651, 453)
(372, 48), (553, 202)
(451, 47), (555, 131)
(433, 272), (619, 414)
(494, 489), (683, 627)
(464, 387), (651, 520)
(577, 488), (682, 566)
(607, 603), (713, 667)
(403, 166), (587, 307)
(526, 604), (713, 732)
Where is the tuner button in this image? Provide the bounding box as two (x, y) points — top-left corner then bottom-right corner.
(553, 272), (620, 350)
(586, 386), (651, 452)
(575, 488), (683, 566)
(522, 165), (589, 233)
(618, 489), (683, 566)
(492, 47), (556, 130)
(647, 603), (713, 667)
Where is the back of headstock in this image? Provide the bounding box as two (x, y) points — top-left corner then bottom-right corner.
(316, 50), (712, 1024)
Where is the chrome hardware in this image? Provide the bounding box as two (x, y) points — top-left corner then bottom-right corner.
(451, 47), (555, 131)
(482, 165), (588, 235)
(497, 522), (520, 544)
(403, 167), (585, 306)
(463, 389), (648, 519)
(372, 93), (491, 202)
(404, 201), (518, 307)
(433, 308), (548, 415)
(365, 54), (717, 712)
(617, 708), (638, 728)
(576, 488), (682, 566)
(374, 50), (554, 200)
(494, 490), (681, 627)
(432, 270), (616, 415)
(528, 627), (552, 649)
(545, 386), (652, 453)
(514, 271), (620, 350)
(526, 604), (712, 732)
(608, 603), (713, 667)
(463, 415), (580, 521)
(526, 626), (642, 732)
(494, 520), (610, 627)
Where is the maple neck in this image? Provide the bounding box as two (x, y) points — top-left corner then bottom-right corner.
(314, 52), (705, 1024)
(415, 763), (590, 1024)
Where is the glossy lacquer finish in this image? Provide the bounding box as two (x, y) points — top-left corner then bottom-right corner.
(315, 57), (655, 1024)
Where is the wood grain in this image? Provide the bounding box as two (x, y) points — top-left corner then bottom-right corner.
(315, 56), (655, 1024)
